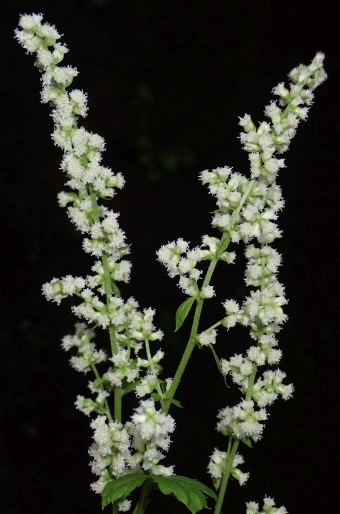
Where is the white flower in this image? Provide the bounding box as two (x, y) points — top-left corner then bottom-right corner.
(106, 349), (139, 387)
(216, 400), (267, 442)
(223, 299), (239, 314)
(117, 499), (132, 512)
(178, 276), (197, 297)
(53, 65), (78, 85)
(197, 329), (217, 346)
(221, 354), (253, 388)
(200, 285), (215, 299)
(238, 114), (256, 132)
(246, 497), (288, 514)
(208, 449), (249, 487)
(75, 395), (97, 416)
(135, 374), (158, 397)
(70, 89), (88, 116)
(90, 416), (112, 456)
(131, 399), (175, 442)
(18, 13), (44, 30)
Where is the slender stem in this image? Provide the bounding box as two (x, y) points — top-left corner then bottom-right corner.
(213, 363), (258, 513)
(108, 324), (118, 355)
(214, 438), (239, 514)
(113, 387), (122, 422)
(145, 339), (164, 400)
(162, 256), (219, 414)
(162, 296), (203, 413)
(231, 179), (255, 224)
(246, 363), (257, 400)
(90, 362), (113, 421)
(89, 185), (101, 222)
(133, 481), (152, 514)
(202, 319), (223, 333)
(103, 255), (123, 422)
(163, 179), (256, 414)
(89, 185), (123, 422)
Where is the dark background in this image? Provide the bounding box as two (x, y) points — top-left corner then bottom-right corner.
(0, 1), (339, 513)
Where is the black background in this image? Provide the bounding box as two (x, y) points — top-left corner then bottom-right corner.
(0, 1), (339, 513)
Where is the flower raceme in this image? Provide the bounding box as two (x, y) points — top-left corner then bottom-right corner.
(16, 12), (327, 514)
(156, 44), (326, 509)
(15, 12), (175, 500)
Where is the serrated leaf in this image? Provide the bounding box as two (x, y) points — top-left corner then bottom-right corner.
(170, 398), (183, 408)
(101, 474), (149, 509)
(151, 475), (217, 514)
(208, 344), (229, 388)
(175, 297), (196, 332)
(162, 395), (183, 408)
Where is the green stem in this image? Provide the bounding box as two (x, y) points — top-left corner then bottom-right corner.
(103, 256), (123, 422)
(213, 363), (258, 513)
(108, 324), (118, 355)
(89, 185), (122, 422)
(163, 179), (256, 414)
(133, 481), (152, 514)
(246, 362), (258, 400)
(229, 178), (255, 228)
(162, 296), (203, 413)
(202, 319), (223, 333)
(90, 362), (113, 421)
(114, 387), (122, 422)
(214, 438), (239, 514)
(162, 256), (218, 414)
(145, 339), (164, 401)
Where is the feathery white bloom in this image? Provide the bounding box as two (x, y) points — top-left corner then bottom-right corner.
(208, 449), (249, 488)
(197, 329), (217, 346)
(246, 497), (288, 514)
(131, 399), (175, 441)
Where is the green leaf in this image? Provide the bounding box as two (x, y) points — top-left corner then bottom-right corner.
(169, 398), (183, 408)
(217, 233), (230, 258)
(101, 474), (150, 509)
(162, 395), (183, 408)
(241, 437), (253, 448)
(151, 475), (217, 514)
(208, 344), (229, 388)
(175, 297), (196, 332)
(150, 392), (182, 408)
(151, 393), (162, 402)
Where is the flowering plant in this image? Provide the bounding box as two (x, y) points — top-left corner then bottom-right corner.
(15, 13), (327, 514)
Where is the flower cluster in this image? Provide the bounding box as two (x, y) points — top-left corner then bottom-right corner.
(61, 316), (173, 493)
(200, 166), (284, 244)
(89, 400), (175, 496)
(156, 54), (325, 488)
(59, 300), (165, 389)
(157, 235), (235, 297)
(246, 497), (287, 514)
(15, 14), (127, 271)
(201, 54), (326, 248)
(15, 13), (175, 503)
(212, 199), (294, 444)
(215, 400), (268, 442)
(208, 449), (249, 488)
(240, 52), (327, 168)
